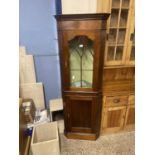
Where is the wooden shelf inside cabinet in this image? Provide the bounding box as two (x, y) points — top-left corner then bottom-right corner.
(108, 43), (117, 46)
(118, 27), (127, 29)
(121, 7), (129, 9)
(109, 27), (118, 29)
(111, 7), (120, 9)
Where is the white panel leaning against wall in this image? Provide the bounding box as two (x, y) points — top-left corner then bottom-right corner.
(19, 46), (45, 109)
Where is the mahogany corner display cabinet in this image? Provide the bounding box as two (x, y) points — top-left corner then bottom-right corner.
(55, 13), (110, 140)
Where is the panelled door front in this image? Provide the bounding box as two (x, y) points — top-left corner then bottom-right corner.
(65, 95), (99, 133)
(102, 106), (126, 133)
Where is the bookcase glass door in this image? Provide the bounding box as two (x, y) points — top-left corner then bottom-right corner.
(105, 0), (131, 66)
(69, 36), (94, 88)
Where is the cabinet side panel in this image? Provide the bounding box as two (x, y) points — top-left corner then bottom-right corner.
(126, 107), (135, 125)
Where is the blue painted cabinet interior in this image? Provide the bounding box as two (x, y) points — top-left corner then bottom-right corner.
(19, 0), (62, 107)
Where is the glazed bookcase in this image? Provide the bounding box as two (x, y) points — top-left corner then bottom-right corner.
(103, 0), (135, 66)
(97, 0), (135, 134)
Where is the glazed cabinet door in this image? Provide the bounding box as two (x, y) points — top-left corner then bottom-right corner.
(104, 0), (135, 66)
(64, 95), (101, 134)
(60, 30), (104, 91)
(101, 106), (126, 133)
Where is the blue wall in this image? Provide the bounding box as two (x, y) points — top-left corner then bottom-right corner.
(19, 0), (62, 107)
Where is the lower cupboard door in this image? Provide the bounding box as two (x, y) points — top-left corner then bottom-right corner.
(102, 106), (126, 133)
(66, 96), (100, 133)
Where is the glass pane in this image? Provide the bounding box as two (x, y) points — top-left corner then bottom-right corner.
(130, 46), (135, 60)
(112, 0), (120, 8)
(70, 49), (81, 70)
(70, 71), (81, 87)
(69, 36), (94, 88)
(122, 0), (130, 8)
(115, 46), (123, 60)
(82, 71), (93, 88)
(117, 28), (126, 44)
(82, 49), (93, 70)
(109, 29), (117, 44)
(120, 10), (128, 27)
(107, 46), (115, 61)
(110, 9), (119, 27)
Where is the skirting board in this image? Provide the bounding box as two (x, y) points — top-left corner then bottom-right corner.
(20, 83), (45, 109)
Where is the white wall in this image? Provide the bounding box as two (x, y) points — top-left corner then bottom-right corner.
(61, 0), (97, 14)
